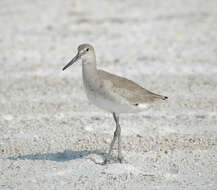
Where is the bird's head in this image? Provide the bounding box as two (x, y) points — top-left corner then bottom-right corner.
(63, 44), (94, 71)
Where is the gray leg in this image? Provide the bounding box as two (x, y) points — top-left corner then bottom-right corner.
(104, 112), (123, 164)
(112, 113), (124, 163)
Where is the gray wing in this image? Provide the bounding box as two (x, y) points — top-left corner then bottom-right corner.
(98, 70), (167, 104)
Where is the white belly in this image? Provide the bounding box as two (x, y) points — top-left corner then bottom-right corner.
(84, 86), (150, 113)
(82, 65), (149, 113)
(86, 90), (136, 113)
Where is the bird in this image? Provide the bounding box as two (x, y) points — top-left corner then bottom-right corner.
(62, 44), (168, 164)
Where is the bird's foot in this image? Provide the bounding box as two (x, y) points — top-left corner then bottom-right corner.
(102, 157), (109, 165)
(118, 156), (125, 163)
(101, 156), (125, 165)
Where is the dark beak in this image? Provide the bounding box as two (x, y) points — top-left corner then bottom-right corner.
(62, 53), (80, 71)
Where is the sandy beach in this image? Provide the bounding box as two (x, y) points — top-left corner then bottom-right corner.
(0, 0), (217, 189)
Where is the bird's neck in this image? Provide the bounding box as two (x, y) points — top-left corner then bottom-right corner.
(82, 54), (98, 80)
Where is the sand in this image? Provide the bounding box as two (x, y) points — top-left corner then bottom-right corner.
(0, 0), (217, 189)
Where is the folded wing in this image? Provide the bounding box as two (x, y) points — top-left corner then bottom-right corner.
(98, 70), (168, 105)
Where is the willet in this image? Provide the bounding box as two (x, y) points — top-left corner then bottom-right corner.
(62, 44), (168, 164)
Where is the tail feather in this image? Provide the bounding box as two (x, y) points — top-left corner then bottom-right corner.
(162, 96), (168, 100)
(151, 94), (168, 101)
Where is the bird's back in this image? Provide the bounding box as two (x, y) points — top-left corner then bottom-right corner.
(98, 70), (167, 105)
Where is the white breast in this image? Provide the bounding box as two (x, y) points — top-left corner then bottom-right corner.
(82, 64), (149, 113)
(85, 88), (141, 113)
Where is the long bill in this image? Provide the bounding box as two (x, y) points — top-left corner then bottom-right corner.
(62, 53), (80, 71)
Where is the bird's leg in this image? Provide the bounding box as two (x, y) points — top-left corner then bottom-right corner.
(113, 113), (124, 163)
(104, 113), (123, 164)
(103, 113), (118, 164)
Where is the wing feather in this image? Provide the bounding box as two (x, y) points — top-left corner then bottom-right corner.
(98, 70), (167, 104)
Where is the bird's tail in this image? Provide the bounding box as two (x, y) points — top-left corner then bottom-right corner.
(151, 93), (168, 101)
(161, 96), (168, 100)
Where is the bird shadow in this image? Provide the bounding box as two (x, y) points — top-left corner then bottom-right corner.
(7, 149), (105, 162)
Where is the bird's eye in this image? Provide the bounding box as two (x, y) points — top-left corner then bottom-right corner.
(86, 48), (89, 51)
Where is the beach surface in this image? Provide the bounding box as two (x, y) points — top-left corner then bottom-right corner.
(0, 0), (217, 189)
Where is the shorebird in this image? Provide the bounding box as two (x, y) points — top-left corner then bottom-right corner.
(62, 44), (168, 164)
